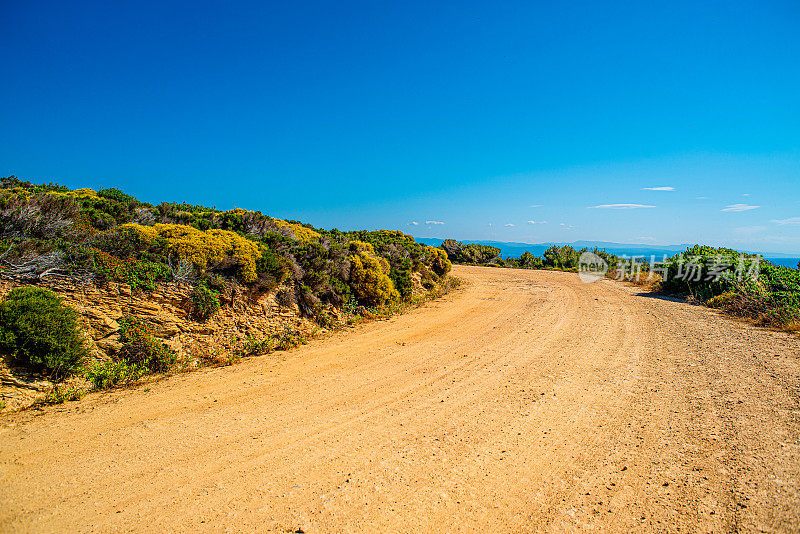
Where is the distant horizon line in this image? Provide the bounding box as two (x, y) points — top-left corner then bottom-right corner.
(414, 236), (800, 258)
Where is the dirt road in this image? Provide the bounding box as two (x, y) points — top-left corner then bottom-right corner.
(1, 266), (799, 532)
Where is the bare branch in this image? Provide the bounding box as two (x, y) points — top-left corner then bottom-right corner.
(168, 254), (195, 283)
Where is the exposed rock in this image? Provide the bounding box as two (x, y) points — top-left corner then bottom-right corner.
(95, 335), (123, 354)
(147, 316), (180, 338)
(80, 307), (120, 339)
(0, 278), (319, 412)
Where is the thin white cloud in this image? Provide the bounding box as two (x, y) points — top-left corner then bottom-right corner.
(505, 223), (515, 227)
(589, 204), (656, 209)
(772, 217), (800, 225)
(696, 196), (710, 200)
(529, 204), (543, 208)
(527, 220), (548, 224)
(642, 186), (675, 191)
(636, 236), (656, 241)
(409, 221), (419, 226)
(425, 220), (445, 225)
(742, 193), (750, 197)
(721, 204), (760, 212)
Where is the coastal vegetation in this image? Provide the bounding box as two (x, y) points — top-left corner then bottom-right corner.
(0, 176), (454, 400)
(440, 241), (799, 330)
(0, 287), (88, 378)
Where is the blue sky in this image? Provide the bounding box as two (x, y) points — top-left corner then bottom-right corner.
(1, 1), (799, 252)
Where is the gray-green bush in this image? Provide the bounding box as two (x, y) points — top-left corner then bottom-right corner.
(0, 287), (87, 377)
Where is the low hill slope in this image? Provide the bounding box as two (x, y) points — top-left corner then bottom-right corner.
(0, 176), (454, 409)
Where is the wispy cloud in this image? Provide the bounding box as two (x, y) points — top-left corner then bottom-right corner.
(589, 203), (656, 209)
(409, 221), (419, 226)
(721, 204), (760, 212)
(529, 204), (543, 208)
(636, 236), (656, 241)
(425, 220), (445, 225)
(642, 186), (675, 191)
(504, 223), (515, 227)
(696, 196), (710, 200)
(771, 216), (800, 225)
(559, 223), (576, 230)
(527, 220), (548, 224)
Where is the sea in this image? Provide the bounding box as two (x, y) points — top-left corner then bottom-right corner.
(766, 258), (800, 269)
(416, 238), (799, 270)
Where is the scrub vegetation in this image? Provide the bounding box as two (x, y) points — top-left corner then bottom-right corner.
(440, 240), (799, 331)
(0, 176), (454, 396)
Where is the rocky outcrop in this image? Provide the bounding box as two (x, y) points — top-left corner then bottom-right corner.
(0, 279), (319, 411)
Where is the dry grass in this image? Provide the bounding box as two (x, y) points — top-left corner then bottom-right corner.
(607, 270), (662, 292)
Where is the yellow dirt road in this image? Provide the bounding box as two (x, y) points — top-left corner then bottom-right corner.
(2, 266), (799, 532)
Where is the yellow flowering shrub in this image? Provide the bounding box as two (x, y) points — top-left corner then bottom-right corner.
(46, 188), (99, 200)
(123, 223), (159, 242)
(348, 240), (375, 255)
(0, 187), (32, 204)
(71, 188), (100, 199)
(347, 241), (399, 305)
(206, 229), (261, 283)
(426, 245), (452, 276)
(271, 218), (321, 242)
(120, 223), (261, 283)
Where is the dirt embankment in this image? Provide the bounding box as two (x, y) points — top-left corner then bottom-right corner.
(1, 265), (799, 532)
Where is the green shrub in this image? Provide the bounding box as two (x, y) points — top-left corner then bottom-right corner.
(505, 250), (544, 269)
(91, 248), (171, 291)
(390, 259), (413, 300)
(255, 245), (290, 285)
(124, 260), (171, 291)
(440, 239), (500, 265)
(239, 335), (274, 357)
(0, 287), (87, 377)
(98, 187), (137, 205)
(217, 209), (243, 233)
(86, 359), (148, 390)
(275, 330), (306, 350)
(659, 246), (750, 300)
(761, 263), (800, 293)
(117, 316), (176, 373)
(85, 314), (173, 390)
(191, 281), (221, 320)
(657, 247), (800, 329)
(542, 245), (580, 270)
(93, 226), (154, 258)
(43, 384), (86, 404)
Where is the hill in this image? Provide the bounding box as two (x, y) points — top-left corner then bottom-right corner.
(0, 176), (454, 409)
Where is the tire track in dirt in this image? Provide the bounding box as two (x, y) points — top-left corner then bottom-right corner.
(1, 265), (798, 533)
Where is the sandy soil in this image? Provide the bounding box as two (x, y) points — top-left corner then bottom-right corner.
(1, 265), (799, 533)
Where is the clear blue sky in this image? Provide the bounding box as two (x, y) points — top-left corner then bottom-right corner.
(2, 1), (799, 252)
